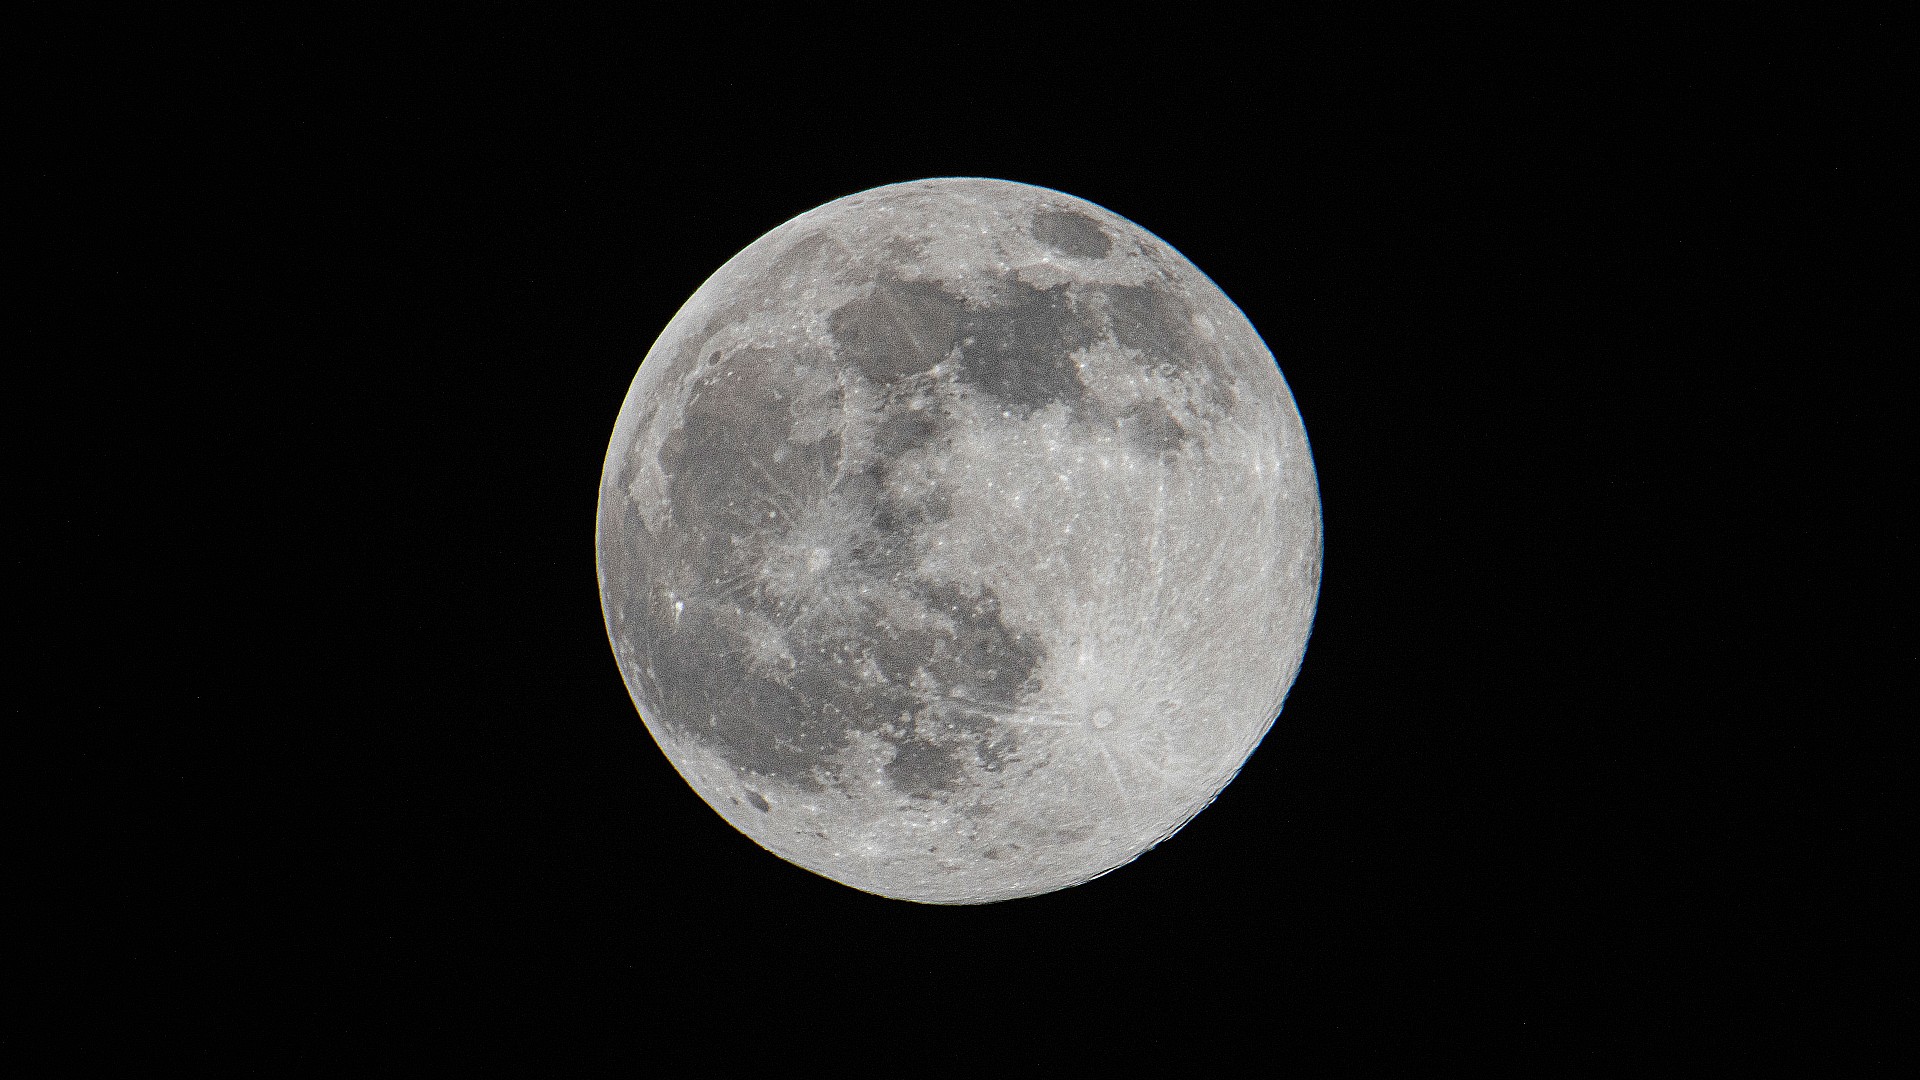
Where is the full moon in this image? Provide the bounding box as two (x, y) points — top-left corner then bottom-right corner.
(597, 178), (1321, 903)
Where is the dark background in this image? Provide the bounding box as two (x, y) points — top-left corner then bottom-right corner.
(31, 7), (1907, 1065)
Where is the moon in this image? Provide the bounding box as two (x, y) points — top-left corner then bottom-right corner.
(597, 178), (1321, 903)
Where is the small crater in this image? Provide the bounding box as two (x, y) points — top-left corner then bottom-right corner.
(745, 790), (771, 812)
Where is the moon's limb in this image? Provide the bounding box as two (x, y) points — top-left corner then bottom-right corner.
(597, 178), (1321, 903)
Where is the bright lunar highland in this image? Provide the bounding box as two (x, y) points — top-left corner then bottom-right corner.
(597, 178), (1321, 903)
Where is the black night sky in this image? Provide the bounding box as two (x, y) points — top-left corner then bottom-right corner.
(32, 8), (1906, 1068)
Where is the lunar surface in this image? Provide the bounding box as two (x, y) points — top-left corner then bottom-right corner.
(596, 178), (1320, 903)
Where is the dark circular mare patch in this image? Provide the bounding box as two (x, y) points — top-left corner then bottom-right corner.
(1030, 208), (1112, 259)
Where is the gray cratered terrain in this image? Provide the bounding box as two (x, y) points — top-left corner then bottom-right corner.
(597, 178), (1321, 903)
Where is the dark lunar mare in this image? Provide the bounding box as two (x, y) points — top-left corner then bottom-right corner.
(1099, 281), (1213, 385)
(955, 283), (1100, 416)
(1029, 208), (1112, 259)
(831, 275), (1102, 418)
(617, 241), (1246, 802)
(628, 316), (1050, 798)
(829, 262), (1226, 455)
(828, 279), (960, 385)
